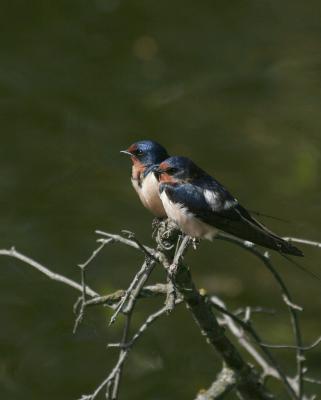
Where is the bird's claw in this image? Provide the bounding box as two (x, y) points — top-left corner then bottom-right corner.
(152, 217), (163, 237)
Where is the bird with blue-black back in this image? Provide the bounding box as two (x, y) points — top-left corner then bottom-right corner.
(154, 155), (303, 256)
(121, 141), (305, 260)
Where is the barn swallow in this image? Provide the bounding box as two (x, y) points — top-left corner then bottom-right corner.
(154, 156), (303, 256)
(121, 140), (169, 217)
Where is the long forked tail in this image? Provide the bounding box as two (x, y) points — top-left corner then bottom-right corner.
(273, 236), (304, 257)
(239, 218), (319, 278)
(237, 206), (304, 256)
(254, 228), (304, 256)
(281, 253), (320, 280)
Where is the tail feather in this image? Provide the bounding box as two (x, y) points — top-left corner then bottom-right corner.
(281, 253), (320, 281)
(248, 209), (290, 224)
(247, 230), (304, 257)
(235, 205), (304, 256)
(271, 235), (304, 257)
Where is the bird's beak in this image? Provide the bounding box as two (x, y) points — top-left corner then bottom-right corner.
(120, 150), (132, 156)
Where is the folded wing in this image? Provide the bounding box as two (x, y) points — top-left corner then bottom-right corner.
(160, 175), (303, 256)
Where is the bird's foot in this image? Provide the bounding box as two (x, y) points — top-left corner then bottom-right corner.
(152, 217), (164, 238)
(154, 218), (176, 250)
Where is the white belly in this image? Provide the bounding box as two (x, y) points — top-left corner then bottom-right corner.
(160, 191), (218, 240)
(131, 173), (166, 217)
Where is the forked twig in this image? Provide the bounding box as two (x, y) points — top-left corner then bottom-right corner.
(109, 257), (156, 325)
(216, 232), (305, 398)
(80, 303), (179, 400)
(0, 247), (98, 297)
(73, 239), (113, 333)
(210, 296), (296, 397)
(1, 229), (320, 400)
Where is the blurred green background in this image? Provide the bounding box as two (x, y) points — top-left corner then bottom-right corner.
(0, 1), (320, 399)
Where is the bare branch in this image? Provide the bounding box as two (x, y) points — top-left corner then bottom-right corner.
(108, 299), (183, 350)
(283, 237), (321, 249)
(304, 377), (321, 385)
(95, 230), (159, 260)
(260, 336), (321, 351)
(109, 257), (157, 325)
(195, 367), (237, 400)
(3, 224), (320, 400)
(109, 314), (132, 400)
(74, 239), (113, 333)
(156, 221), (274, 400)
(216, 233), (305, 398)
(209, 296), (298, 398)
(233, 306), (276, 318)
(80, 303), (178, 400)
(78, 239), (112, 269)
(84, 283), (169, 308)
(121, 230), (159, 262)
(0, 247), (98, 297)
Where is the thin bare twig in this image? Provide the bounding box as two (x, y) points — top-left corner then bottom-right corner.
(0, 247), (98, 297)
(108, 299), (183, 350)
(80, 303), (177, 400)
(283, 238), (321, 249)
(210, 296), (296, 398)
(260, 336), (321, 351)
(216, 233), (305, 398)
(164, 279), (177, 313)
(233, 306), (276, 318)
(303, 377), (321, 385)
(73, 266), (87, 333)
(109, 314), (132, 400)
(195, 366), (237, 400)
(121, 230), (159, 262)
(156, 222), (274, 400)
(79, 239), (113, 269)
(84, 284), (169, 308)
(109, 257), (156, 325)
(95, 231), (163, 326)
(73, 239), (113, 333)
(3, 227), (320, 400)
(95, 230), (159, 260)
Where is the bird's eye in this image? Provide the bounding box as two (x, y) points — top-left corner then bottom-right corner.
(167, 167), (177, 174)
(135, 149), (143, 156)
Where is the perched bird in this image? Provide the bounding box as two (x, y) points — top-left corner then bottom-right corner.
(154, 156), (303, 256)
(121, 140), (169, 217)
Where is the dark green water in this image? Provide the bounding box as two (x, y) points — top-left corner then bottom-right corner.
(1, 1), (321, 399)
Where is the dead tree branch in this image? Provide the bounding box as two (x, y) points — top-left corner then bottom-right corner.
(1, 222), (320, 400)
(0, 247), (98, 297)
(216, 232), (306, 398)
(195, 367), (237, 400)
(155, 222), (275, 400)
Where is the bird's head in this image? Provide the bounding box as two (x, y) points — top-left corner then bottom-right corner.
(154, 156), (203, 183)
(120, 140), (169, 167)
